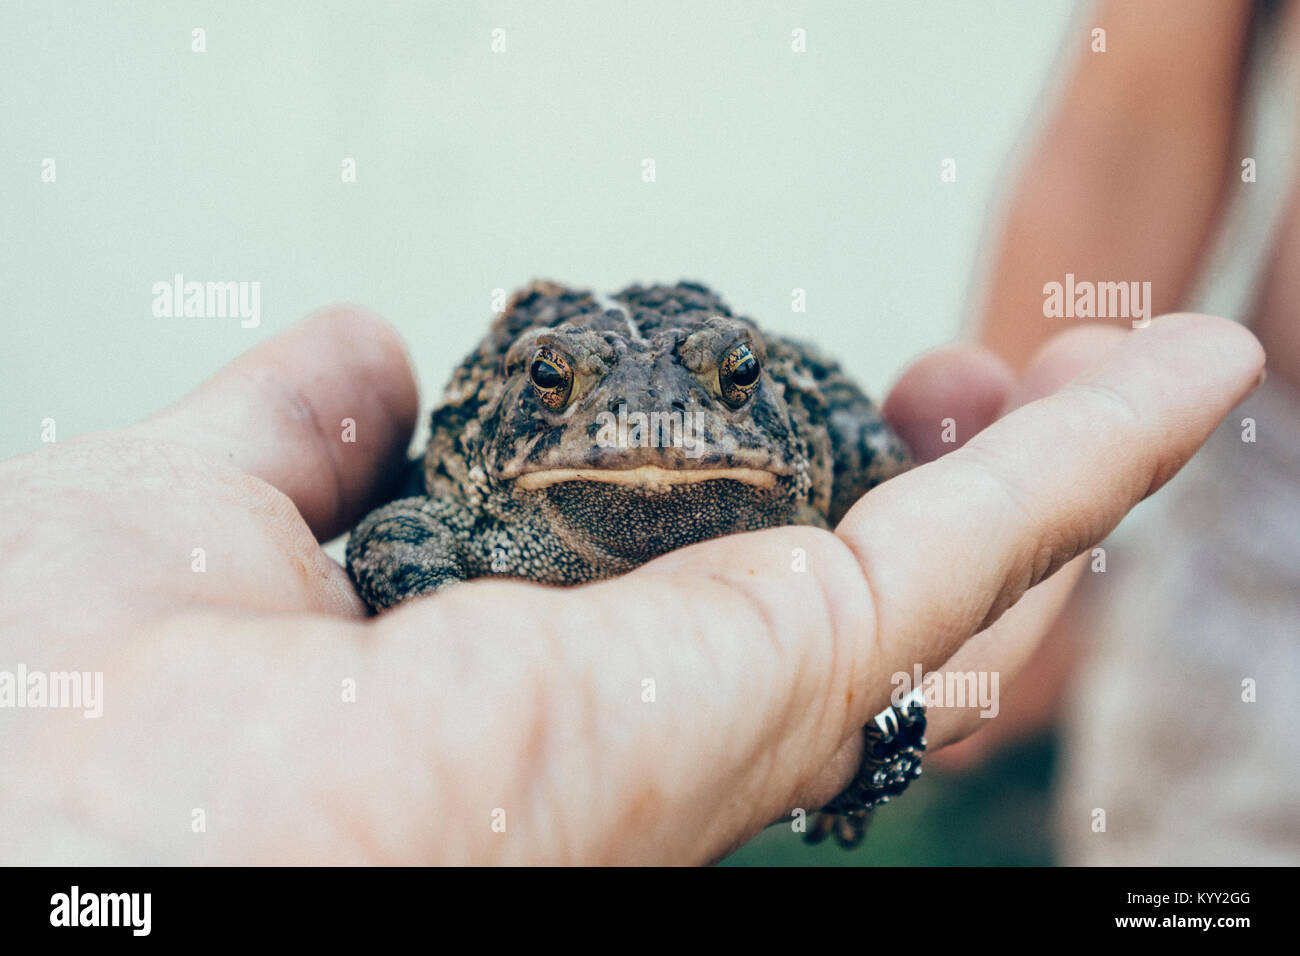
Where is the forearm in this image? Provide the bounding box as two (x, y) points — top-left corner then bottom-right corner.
(977, 0), (1253, 369)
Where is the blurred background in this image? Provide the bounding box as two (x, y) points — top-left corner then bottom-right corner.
(1, 0), (1078, 460)
(4, 2), (1293, 865)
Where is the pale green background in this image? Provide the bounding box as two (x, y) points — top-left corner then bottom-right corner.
(1, 0), (1080, 462)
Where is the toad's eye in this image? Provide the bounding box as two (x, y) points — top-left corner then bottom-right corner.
(529, 347), (573, 409)
(719, 343), (761, 407)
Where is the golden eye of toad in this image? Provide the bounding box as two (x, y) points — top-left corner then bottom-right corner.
(529, 348), (573, 409)
(719, 344), (761, 407)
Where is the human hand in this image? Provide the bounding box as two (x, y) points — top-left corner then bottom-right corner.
(0, 308), (1262, 864)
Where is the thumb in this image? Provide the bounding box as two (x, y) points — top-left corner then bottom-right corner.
(130, 306), (419, 541)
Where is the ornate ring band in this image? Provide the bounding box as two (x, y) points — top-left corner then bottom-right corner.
(805, 687), (928, 849)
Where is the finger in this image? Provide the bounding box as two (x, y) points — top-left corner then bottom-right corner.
(841, 314), (1264, 711)
(1000, 323), (1134, 416)
(130, 306), (420, 541)
(922, 324), (1128, 751)
(792, 315), (1260, 835)
(924, 568), (1084, 770)
(882, 344), (1014, 463)
(792, 552), (1086, 804)
(798, 327), (1129, 797)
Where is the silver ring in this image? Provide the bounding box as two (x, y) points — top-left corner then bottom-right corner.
(805, 688), (928, 849)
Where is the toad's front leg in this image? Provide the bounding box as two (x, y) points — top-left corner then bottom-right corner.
(345, 497), (474, 611)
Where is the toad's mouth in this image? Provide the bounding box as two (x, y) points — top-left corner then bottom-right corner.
(518, 468), (798, 564)
(513, 465), (778, 491)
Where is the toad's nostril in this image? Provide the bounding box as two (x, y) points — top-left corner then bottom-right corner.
(608, 396), (626, 412)
(671, 400), (686, 412)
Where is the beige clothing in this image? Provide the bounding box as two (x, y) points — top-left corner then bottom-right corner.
(1057, 376), (1300, 864)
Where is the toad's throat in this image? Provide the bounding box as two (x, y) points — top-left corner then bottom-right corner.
(514, 466), (777, 491)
